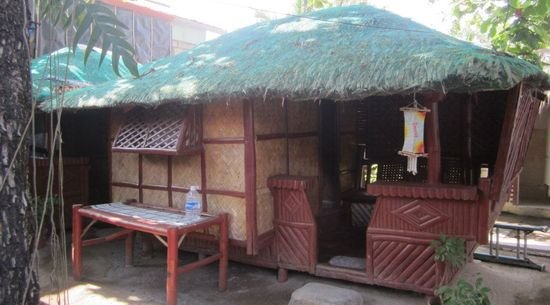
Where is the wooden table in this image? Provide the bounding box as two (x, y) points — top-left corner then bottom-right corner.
(72, 202), (228, 305)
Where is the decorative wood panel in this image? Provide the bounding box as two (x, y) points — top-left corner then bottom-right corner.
(112, 104), (201, 155)
(368, 183), (478, 201)
(351, 203), (374, 228)
(369, 197), (477, 237)
(492, 85), (540, 205)
(369, 234), (438, 294)
(268, 176), (317, 273)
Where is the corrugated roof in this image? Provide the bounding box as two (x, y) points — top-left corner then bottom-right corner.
(32, 45), (134, 101)
(44, 5), (549, 110)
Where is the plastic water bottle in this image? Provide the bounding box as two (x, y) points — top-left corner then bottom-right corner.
(185, 186), (202, 220)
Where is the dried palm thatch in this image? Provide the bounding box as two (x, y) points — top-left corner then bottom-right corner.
(43, 5), (549, 111)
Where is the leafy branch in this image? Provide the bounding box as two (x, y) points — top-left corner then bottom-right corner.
(38, 0), (139, 77)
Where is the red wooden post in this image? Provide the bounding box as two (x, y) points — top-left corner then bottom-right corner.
(477, 178), (491, 244)
(166, 228), (179, 305)
(218, 213), (229, 291)
(125, 231), (135, 266)
(277, 268), (288, 282)
(423, 92), (445, 184)
(72, 204), (83, 280)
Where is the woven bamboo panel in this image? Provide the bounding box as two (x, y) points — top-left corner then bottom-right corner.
(287, 101), (318, 133)
(205, 143), (245, 192)
(203, 101), (244, 138)
(255, 139), (287, 189)
(172, 191), (186, 210)
(111, 186), (139, 202)
(254, 99), (286, 135)
(111, 152), (139, 184)
(172, 154), (202, 189)
(207, 194), (246, 240)
(142, 189), (169, 207)
(289, 137), (319, 177)
(256, 187), (274, 235)
(142, 154), (169, 186)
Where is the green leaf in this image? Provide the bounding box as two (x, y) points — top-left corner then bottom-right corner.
(121, 51), (140, 77)
(72, 12), (92, 50)
(112, 46), (121, 77)
(84, 26), (101, 64)
(99, 36), (112, 67)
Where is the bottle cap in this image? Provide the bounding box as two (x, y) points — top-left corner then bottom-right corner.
(190, 185), (198, 191)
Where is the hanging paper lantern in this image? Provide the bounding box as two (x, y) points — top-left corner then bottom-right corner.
(398, 101), (430, 175)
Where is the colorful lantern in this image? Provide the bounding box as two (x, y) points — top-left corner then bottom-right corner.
(398, 99), (430, 175)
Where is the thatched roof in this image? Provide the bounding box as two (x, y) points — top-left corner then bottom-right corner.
(44, 5), (549, 110)
(32, 45), (134, 101)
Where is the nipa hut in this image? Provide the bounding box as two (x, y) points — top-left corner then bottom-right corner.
(43, 5), (550, 295)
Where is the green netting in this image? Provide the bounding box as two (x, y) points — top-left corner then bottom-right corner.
(32, 45), (135, 101)
(43, 5), (549, 110)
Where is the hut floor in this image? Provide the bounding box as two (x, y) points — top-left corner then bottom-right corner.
(317, 225), (366, 264)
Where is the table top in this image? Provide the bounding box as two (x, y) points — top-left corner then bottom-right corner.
(77, 202), (222, 235)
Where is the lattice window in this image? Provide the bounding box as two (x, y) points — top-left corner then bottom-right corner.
(113, 104), (201, 155)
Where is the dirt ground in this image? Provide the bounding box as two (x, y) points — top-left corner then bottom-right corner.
(38, 228), (550, 305)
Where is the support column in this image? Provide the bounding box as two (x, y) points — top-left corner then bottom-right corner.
(423, 92), (445, 184)
(166, 228), (179, 305)
(72, 205), (83, 280)
(218, 213), (229, 291)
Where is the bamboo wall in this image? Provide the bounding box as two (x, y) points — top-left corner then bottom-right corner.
(110, 100), (320, 251)
(254, 99), (320, 238)
(110, 103), (247, 241)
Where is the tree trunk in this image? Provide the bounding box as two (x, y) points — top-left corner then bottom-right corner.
(0, 0), (40, 304)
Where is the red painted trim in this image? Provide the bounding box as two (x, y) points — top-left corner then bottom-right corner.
(203, 137), (245, 144)
(243, 100), (257, 255)
(112, 182), (140, 188)
(141, 184), (170, 191)
(285, 99), (289, 174)
(167, 156), (173, 207)
(200, 105), (208, 212)
(256, 230), (275, 251)
(367, 182), (478, 201)
(112, 146), (202, 156)
(101, 0), (175, 21)
(108, 109), (113, 201)
(204, 189), (246, 198)
(256, 131), (318, 141)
